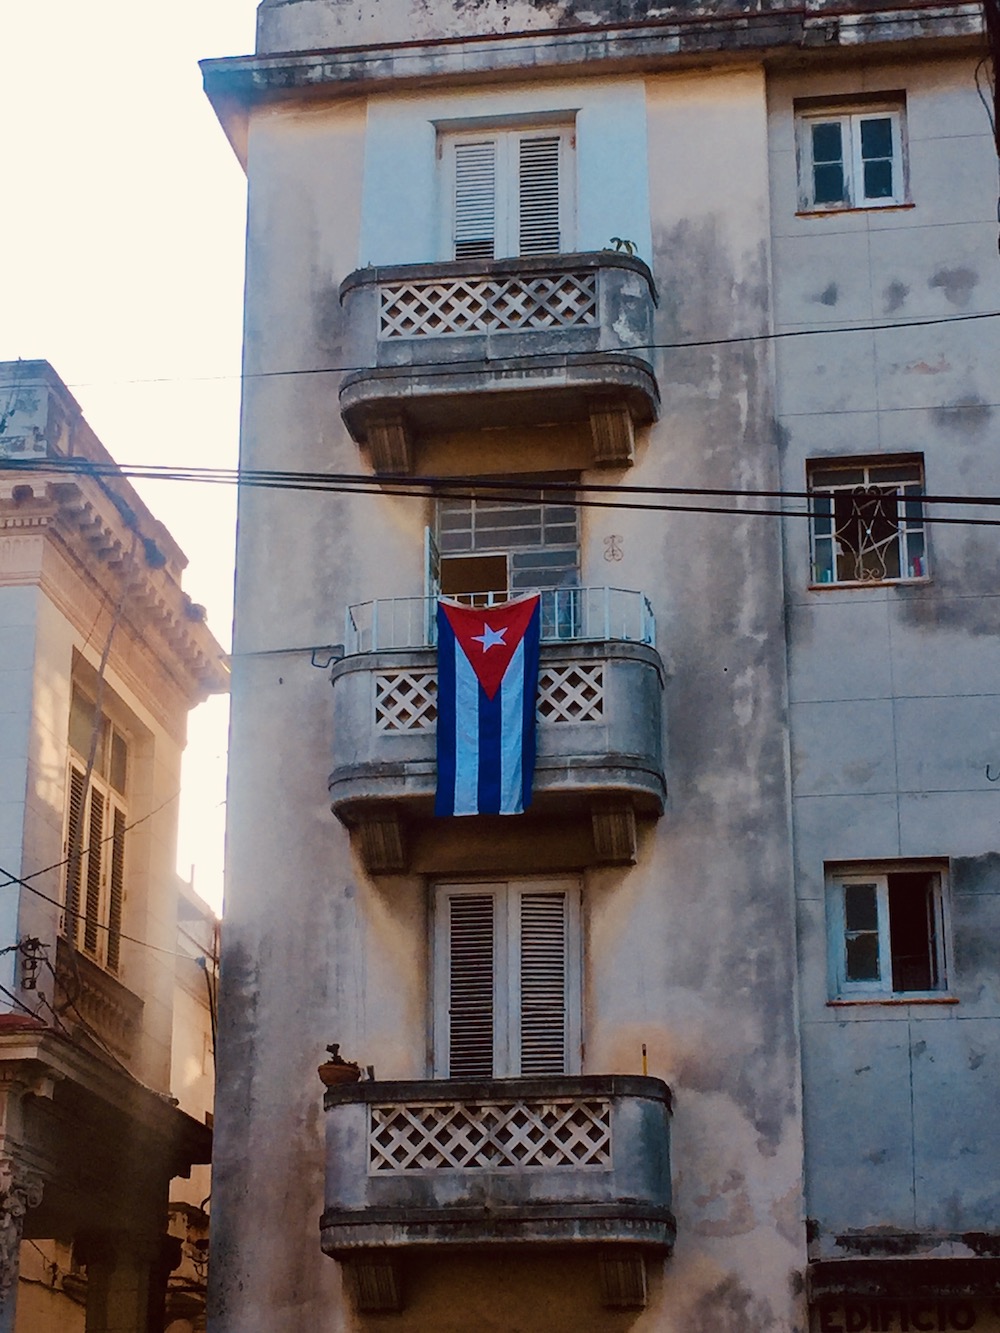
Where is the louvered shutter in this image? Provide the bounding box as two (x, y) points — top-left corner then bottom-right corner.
(106, 805), (126, 973)
(84, 788), (105, 955)
(454, 140), (497, 261)
(448, 893), (496, 1078)
(518, 891), (568, 1075)
(517, 135), (561, 256)
(65, 765), (87, 940)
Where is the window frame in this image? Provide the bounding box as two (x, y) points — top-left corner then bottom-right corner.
(62, 688), (129, 975)
(432, 878), (582, 1080)
(807, 456), (928, 587)
(826, 863), (950, 1002)
(796, 100), (907, 213)
(440, 124), (576, 262)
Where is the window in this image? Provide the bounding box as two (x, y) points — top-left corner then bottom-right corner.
(443, 126), (574, 260)
(808, 457), (927, 585)
(796, 101), (906, 210)
(827, 864), (947, 999)
(433, 880), (581, 1079)
(433, 491), (579, 603)
(63, 686), (128, 973)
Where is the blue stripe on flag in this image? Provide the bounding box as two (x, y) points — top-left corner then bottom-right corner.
(434, 606), (457, 816)
(477, 676), (503, 815)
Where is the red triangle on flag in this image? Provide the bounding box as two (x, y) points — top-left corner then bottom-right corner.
(440, 595), (540, 701)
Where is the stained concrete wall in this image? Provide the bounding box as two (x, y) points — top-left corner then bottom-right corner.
(769, 57), (1000, 1263)
(256, 0), (800, 54)
(211, 56), (808, 1333)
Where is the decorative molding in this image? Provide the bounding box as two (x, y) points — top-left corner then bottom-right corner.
(0, 1157), (43, 1298)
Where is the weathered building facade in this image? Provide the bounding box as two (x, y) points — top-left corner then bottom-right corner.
(0, 361), (226, 1332)
(203, 1), (1000, 1329)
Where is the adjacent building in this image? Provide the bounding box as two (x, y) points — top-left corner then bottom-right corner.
(203, 2), (1000, 1330)
(0, 361), (227, 1332)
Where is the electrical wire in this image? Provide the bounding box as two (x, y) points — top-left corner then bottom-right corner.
(0, 864), (215, 963)
(49, 305), (1000, 392)
(7, 456), (1000, 527)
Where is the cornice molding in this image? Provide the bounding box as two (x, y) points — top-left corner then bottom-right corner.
(0, 478), (228, 708)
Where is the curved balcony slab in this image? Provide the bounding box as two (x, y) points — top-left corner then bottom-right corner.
(338, 252), (660, 472)
(321, 1074), (675, 1254)
(328, 639), (666, 873)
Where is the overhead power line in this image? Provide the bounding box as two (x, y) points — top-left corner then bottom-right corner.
(51, 307), (1000, 392)
(5, 456), (1000, 527)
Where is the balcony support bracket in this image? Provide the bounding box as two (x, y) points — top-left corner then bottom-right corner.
(354, 808), (407, 874)
(591, 798), (637, 865)
(589, 400), (635, 469)
(347, 1255), (402, 1313)
(598, 1248), (649, 1309)
(366, 409), (413, 475)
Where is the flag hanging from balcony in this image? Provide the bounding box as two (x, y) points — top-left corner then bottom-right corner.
(435, 593), (541, 817)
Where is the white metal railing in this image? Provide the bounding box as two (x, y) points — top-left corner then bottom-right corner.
(345, 587), (655, 656)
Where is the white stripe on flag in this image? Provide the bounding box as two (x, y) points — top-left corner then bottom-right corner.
(500, 639), (525, 814)
(453, 642), (480, 815)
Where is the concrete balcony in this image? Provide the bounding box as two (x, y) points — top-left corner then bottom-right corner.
(321, 1075), (674, 1312)
(338, 252), (659, 472)
(328, 588), (666, 873)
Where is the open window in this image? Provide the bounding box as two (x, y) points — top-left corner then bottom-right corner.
(827, 864), (948, 999)
(808, 457), (927, 585)
(796, 98), (907, 211)
(442, 125), (575, 261)
(433, 880), (582, 1079)
(433, 489), (579, 600)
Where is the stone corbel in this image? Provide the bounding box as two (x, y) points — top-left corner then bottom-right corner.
(353, 809), (407, 874)
(588, 399), (635, 469)
(365, 409), (413, 475)
(598, 1248), (648, 1309)
(590, 797), (637, 865)
(346, 1254), (402, 1313)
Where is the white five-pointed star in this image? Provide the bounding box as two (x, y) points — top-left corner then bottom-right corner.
(472, 623), (507, 652)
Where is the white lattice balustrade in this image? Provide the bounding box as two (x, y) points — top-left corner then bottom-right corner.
(374, 666), (604, 731)
(375, 671), (438, 731)
(368, 1097), (612, 1172)
(379, 272), (598, 339)
(537, 664), (604, 723)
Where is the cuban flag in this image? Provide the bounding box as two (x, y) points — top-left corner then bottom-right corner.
(435, 594), (541, 817)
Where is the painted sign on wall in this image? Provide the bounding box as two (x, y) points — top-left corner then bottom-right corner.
(816, 1303), (1000, 1333)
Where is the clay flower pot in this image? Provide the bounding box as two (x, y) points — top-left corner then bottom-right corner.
(318, 1043), (361, 1087)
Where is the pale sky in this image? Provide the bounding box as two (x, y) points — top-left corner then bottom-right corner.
(1, 2), (260, 911)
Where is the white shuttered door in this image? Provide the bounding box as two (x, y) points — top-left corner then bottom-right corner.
(447, 128), (572, 261)
(435, 880), (580, 1078)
